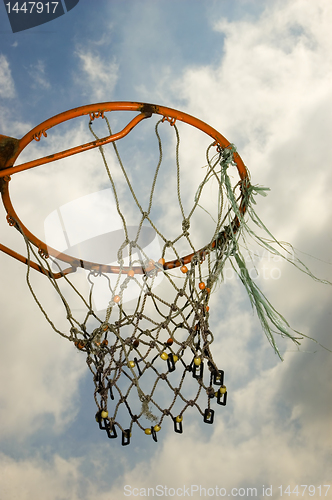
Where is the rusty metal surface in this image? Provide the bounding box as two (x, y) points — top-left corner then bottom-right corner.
(0, 135), (20, 170)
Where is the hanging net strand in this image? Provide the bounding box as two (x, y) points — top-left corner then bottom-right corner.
(1, 102), (330, 446)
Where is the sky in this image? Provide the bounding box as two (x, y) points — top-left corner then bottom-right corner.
(0, 1), (331, 499)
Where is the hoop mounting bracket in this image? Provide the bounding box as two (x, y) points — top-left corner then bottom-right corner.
(0, 135), (20, 171)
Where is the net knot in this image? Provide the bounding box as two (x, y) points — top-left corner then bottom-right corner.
(182, 218), (190, 233)
(206, 386), (215, 397)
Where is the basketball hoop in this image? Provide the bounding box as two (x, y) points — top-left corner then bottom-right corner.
(0, 102), (329, 445)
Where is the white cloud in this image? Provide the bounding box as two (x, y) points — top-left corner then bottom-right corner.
(166, 0), (332, 151)
(156, 0), (332, 302)
(0, 275), (87, 439)
(75, 48), (119, 101)
(0, 454), (84, 500)
(0, 54), (15, 99)
(28, 60), (51, 90)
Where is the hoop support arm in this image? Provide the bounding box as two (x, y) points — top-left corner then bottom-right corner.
(0, 242), (76, 278)
(0, 112), (151, 178)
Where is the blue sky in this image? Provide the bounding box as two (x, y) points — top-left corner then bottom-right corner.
(0, 1), (331, 499)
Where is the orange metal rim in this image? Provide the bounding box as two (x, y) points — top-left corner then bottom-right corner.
(0, 102), (250, 278)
